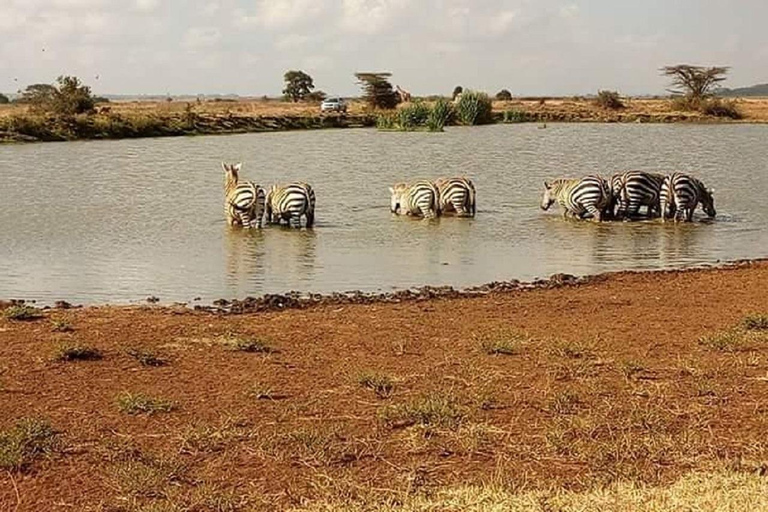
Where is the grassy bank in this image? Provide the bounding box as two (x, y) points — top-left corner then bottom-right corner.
(2, 96), (767, 143)
(1, 262), (768, 510)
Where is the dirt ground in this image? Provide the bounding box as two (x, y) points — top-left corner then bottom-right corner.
(1, 262), (768, 511)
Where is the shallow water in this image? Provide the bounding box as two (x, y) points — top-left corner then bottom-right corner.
(1, 123), (766, 304)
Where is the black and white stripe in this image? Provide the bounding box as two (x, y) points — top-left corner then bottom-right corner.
(541, 175), (612, 221)
(265, 182), (316, 227)
(223, 163), (266, 229)
(660, 173), (716, 222)
(434, 177), (476, 217)
(390, 180), (441, 218)
(610, 171), (665, 219)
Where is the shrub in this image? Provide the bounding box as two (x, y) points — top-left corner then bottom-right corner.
(53, 344), (102, 362)
(397, 101), (431, 130)
(502, 110), (530, 123)
(126, 348), (168, 367)
(0, 418), (59, 471)
(20, 76), (95, 116)
(0, 93), (9, 104)
(495, 89), (513, 101)
(455, 90), (493, 125)
(3, 305), (43, 321)
(595, 90), (624, 110)
(357, 371), (395, 398)
(376, 113), (398, 130)
(700, 98), (742, 119)
(426, 98), (453, 132)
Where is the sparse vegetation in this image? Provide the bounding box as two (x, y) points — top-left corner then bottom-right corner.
(126, 348), (168, 367)
(116, 392), (176, 415)
(0, 418), (59, 471)
(699, 97), (742, 119)
(379, 392), (465, 428)
(476, 329), (527, 356)
(495, 89), (513, 101)
(595, 90), (625, 110)
(357, 371), (395, 398)
(51, 319), (74, 332)
(53, 343), (102, 362)
(3, 305), (43, 321)
(454, 90), (493, 125)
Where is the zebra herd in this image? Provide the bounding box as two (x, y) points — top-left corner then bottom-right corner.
(541, 171), (716, 222)
(223, 162), (715, 229)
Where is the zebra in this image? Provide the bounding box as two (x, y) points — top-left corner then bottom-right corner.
(265, 182), (316, 227)
(434, 177), (476, 217)
(222, 162), (266, 228)
(389, 180), (441, 218)
(540, 175), (612, 221)
(610, 171), (666, 219)
(660, 173), (716, 222)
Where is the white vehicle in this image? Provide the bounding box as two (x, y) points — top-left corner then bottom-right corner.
(321, 97), (348, 113)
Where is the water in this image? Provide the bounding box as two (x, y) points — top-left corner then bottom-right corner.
(1, 123), (766, 305)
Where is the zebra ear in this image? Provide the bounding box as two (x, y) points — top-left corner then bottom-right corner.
(543, 181), (550, 189)
(233, 163), (242, 172)
(221, 162), (228, 173)
(388, 187), (395, 195)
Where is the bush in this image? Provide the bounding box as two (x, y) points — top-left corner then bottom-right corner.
(397, 101), (431, 129)
(19, 76), (95, 116)
(0, 93), (9, 104)
(495, 89), (513, 101)
(426, 98), (453, 132)
(700, 98), (742, 119)
(455, 90), (493, 125)
(502, 110), (530, 123)
(595, 90), (624, 110)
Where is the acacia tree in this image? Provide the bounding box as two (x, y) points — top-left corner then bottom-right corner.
(660, 65), (729, 101)
(354, 72), (399, 109)
(19, 76), (94, 115)
(282, 70), (315, 102)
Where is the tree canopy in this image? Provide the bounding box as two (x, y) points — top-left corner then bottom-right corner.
(355, 72), (399, 110)
(660, 65), (729, 99)
(19, 76), (95, 116)
(282, 70), (315, 102)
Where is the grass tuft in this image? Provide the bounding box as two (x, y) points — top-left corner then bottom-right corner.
(742, 314), (768, 332)
(357, 371), (395, 398)
(698, 330), (750, 353)
(379, 392), (465, 429)
(52, 343), (102, 362)
(223, 335), (274, 353)
(0, 418), (59, 471)
(476, 329), (530, 356)
(3, 305), (43, 321)
(116, 392), (176, 415)
(126, 348), (169, 367)
(51, 319), (74, 332)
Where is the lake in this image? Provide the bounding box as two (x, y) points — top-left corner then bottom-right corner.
(1, 123), (766, 304)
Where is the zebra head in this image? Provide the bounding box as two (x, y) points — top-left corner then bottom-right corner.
(540, 181), (556, 211)
(702, 188), (716, 217)
(389, 183), (406, 213)
(222, 162), (242, 185)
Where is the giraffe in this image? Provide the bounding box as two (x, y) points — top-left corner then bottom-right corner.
(395, 85), (412, 103)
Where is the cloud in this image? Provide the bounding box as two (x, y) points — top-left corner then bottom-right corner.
(237, 0), (324, 30)
(340, 0), (408, 35)
(183, 27), (222, 49)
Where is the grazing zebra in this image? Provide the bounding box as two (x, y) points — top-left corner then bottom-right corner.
(434, 177), (476, 217)
(223, 162), (266, 228)
(540, 175), (612, 221)
(265, 182), (316, 227)
(610, 171), (666, 219)
(389, 181), (441, 218)
(660, 173), (716, 222)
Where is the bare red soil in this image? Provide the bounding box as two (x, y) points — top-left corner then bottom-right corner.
(1, 262), (767, 511)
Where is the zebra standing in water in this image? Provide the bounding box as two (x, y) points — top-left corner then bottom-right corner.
(660, 173), (716, 222)
(389, 181), (441, 218)
(265, 182), (316, 227)
(610, 171), (666, 219)
(222, 162), (266, 228)
(434, 177), (476, 217)
(541, 175), (612, 221)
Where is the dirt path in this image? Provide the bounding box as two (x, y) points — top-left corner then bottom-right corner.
(1, 262), (767, 511)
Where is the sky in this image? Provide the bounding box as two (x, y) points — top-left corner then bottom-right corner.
(1, 0), (767, 97)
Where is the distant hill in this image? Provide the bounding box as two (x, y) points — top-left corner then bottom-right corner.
(717, 84), (768, 97)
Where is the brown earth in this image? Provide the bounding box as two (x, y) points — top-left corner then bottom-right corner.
(1, 262), (768, 511)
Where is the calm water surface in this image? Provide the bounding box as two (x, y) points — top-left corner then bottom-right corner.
(1, 124), (766, 304)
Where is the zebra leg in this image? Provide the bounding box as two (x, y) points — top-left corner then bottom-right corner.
(585, 204), (602, 222)
(239, 212), (253, 229)
(305, 209), (315, 228)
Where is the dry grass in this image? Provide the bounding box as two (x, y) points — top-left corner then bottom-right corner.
(116, 392), (176, 415)
(126, 348), (169, 367)
(52, 343), (102, 361)
(379, 392), (466, 429)
(221, 335), (274, 354)
(357, 371), (395, 398)
(290, 470), (768, 512)
(0, 418), (59, 471)
(2, 305), (43, 321)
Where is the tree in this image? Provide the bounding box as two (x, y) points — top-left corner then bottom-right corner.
(0, 93), (9, 104)
(355, 72), (399, 109)
(19, 76), (94, 115)
(282, 70), (314, 102)
(595, 90), (624, 110)
(660, 65), (729, 101)
(495, 89), (512, 101)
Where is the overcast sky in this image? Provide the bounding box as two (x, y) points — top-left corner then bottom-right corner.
(1, 0), (766, 97)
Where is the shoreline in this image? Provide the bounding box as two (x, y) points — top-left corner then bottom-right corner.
(2, 97), (767, 143)
(2, 257), (768, 510)
(3, 256), (766, 313)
